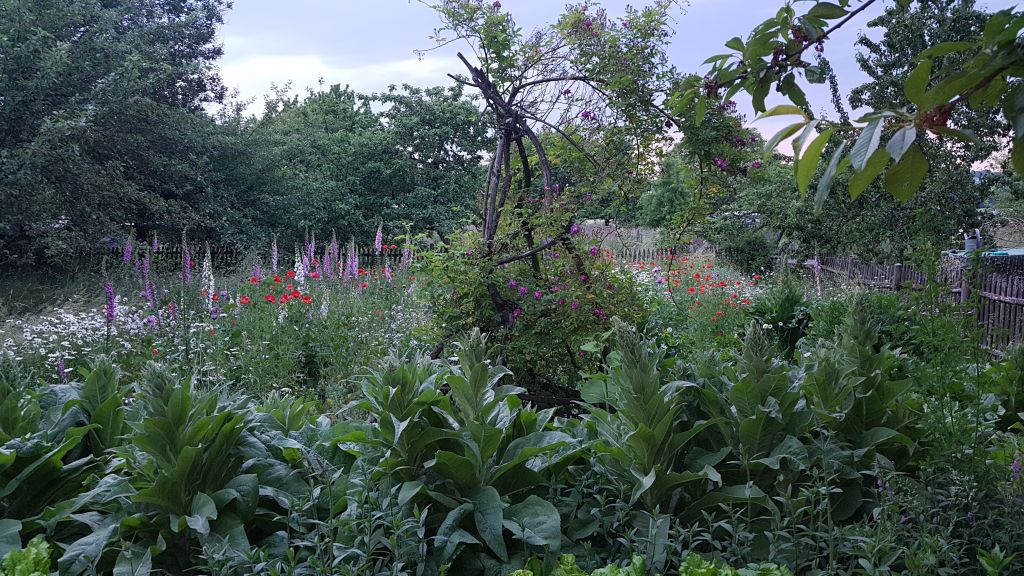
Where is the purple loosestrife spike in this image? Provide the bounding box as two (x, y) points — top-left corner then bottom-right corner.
(152, 233), (158, 252)
(57, 356), (67, 383)
(104, 277), (116, 327)
(384, 263), (393, 281)
(252, 261), (263, 282)
(143, 251), (155, 308)
(374, 224), (383, 254)
(122, 239), (133, 264)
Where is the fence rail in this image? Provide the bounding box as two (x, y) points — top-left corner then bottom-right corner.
(791, 255), (1024, 351)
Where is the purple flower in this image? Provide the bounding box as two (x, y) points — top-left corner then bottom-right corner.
(713, 156), (729, 170)
(508, 279), (518, 288)
(151, 234), (158, 253)
(252, 262), (263, 282)
(583, 17), (592, 29)
(374, 224), (383, 254)
(558, 298), (566, 306)
(270, 236), (279, 273)
(578, 351), (586, 358)
(122, 239), (133, 264)
(492, 0), (501, 9)
(534, 290), (543, 299)
(512, 308), (522, 318)
(518, 286), (528, 296)
(563, 88), (572, 96)
(57, 357), (67, 383)
(570, 224), (581, 235)
(583, 193), (593, 202)
(579, 273), (589, 282)
(665, 120), (673, 129)
(1011, 456), (1022, 481)
(592, 307), (604, 319)
(571, 300), (580, 310)
(751, 160), (763, 169)
(144, 315), (157, 333)
(589, 246), (600, 257)
(104, 278), (116, 327)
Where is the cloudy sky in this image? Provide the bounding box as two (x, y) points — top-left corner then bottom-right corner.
(214, 0), (1018, 136)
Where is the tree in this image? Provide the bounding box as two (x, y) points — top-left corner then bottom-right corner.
(0, 0), (231, 264)
(426, 0), (681, 324)
(685, 0), (1023, 204)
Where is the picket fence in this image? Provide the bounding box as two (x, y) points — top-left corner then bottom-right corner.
(793, 255), (1024, 351)
(89, 243), (404, 270)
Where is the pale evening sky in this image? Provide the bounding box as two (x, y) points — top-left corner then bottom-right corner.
(214, 0), (1020, 138)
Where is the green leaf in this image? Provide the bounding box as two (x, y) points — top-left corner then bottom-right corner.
(470, 486), (507, 562)
(725, 36), (745, 51)
(1011, 136), (1024, 177)
(113, 548), (152, 576)
(502, 495), (561, 550)
(904, 60), (931, 106)
(885, 126), (917, 163)
(849, 148), (891, 200)
(764, 121), (809, 154)
(0, 519), (22, 561)
(755, 104), (807, 122)
(398, 481), (424, 506)
(186, 492), (218, 535)
(815, 141), (848, 214)
(884, 143), (929, 202)
(918, 41), (976, 59)
(850, 119), (883, 171)
(807, 2), (848, 19)
(796, 129), (833, 195)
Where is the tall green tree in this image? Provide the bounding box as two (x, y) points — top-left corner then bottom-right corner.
(0, 0), (231, 264)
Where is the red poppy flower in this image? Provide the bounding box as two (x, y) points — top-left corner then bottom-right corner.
(291, 290), (301, 298)
(264, 295), (276, 303)
(152, 348), (159, 357)
(286, 283), (294, 290)
(211, 293), (219, 301)
(688, 287), (696, 294)
(240, 295), (252, 305)
(309, 272), (320, 279)
(360, 282), (368, 289)
(302, 295), (313, 304)
(274, 275), (282, 283)
(287, 270), (296, 278)
(753, 274), (762, 280)
(694, 273), (701, 279)
(249, 276), (260, 284)
(742, 298), (751, 305)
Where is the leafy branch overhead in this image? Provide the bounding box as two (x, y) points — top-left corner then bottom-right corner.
(681, 0), (1024, 208)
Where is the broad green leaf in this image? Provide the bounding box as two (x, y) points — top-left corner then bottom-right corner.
(764, 121), (809, 154)
(1012, 136), (1024, 177)
(918, 41), (977, 59)
(470, 486), (507, 562)
(0, 519), (21, 561)
(1003, 83), (1024, 138)
(436, 504), (478, 565)
(904, 60), (931, 106)
(695, 96), (707, 126)
(849, 148), (890, 200)
(398, 481), (424, 506)
(629, 468), (657, 506)
(113, 548), (153, 576)
(725, 36), (744, 51)
(502, 495), (561, 550)
(792, 119), (821, 162)
(850, 119), (883, 171)
(807, 2), (848, 19)
(797, 129), (833, 195)
(755, 104), (807, 122)
(815, 140), (848, 214)
(885, 126), (917, 163)
(884, 143), (929, 202)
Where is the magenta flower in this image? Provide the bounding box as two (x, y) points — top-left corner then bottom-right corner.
(583, 18), (592, 29)
(751, 160), (763, 169)
(374, 224), (383, 254)
(122, 239), (133, 264)
(571, 300), (580, 310)
(519, 286), (528, 296)
(534, 290), (543, 299)
(493, 0), (501, 8)
(508, 279), (518, 288)
(513, 308), (522, 318)
(579, 273), (589, 282)
(570, 224), (581, 235)
(589, 246), (600, 257)
(57, 356), (67, 383)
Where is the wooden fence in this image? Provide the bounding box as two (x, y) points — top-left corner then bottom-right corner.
(88, 243), (403, 270)
(792, 255), (1024, 351)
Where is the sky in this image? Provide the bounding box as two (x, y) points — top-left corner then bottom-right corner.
(214, 0), (1020, 138)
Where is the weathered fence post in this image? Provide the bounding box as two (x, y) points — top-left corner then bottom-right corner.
(892, 263), (904, 291)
